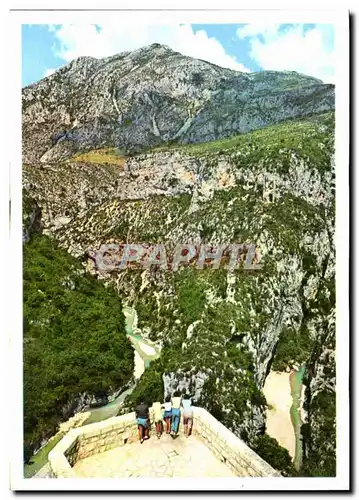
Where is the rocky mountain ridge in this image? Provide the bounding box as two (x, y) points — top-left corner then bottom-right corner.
(23, 43), (334, 164)
(23, 113), (334, 251)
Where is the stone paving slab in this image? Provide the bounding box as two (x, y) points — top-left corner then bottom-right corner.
(73, 433), (235, 478)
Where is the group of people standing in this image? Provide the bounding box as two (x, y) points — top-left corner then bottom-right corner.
(135, 391), (193, 443)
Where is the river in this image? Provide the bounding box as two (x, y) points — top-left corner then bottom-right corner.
(290, 365), (306, 470)
(263, 366), (306, 471)
(83, 306), (160, 424)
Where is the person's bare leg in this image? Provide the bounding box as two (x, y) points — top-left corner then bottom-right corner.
(138, 425), (143, 442)
(184, 422), (188, 437)
(188, 419), (193, 437)
(173, 414), (179, 436)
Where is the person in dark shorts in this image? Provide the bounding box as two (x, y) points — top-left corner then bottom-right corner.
(163, 394), (172, 434)
(135, 399), (149, 443)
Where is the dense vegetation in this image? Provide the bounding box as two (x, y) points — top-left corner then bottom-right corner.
(252, 434), (297, 477)
(272, 327), (314, 371)
(70, 147), (127, 167)
(23, 234), (134, 461)
(149, 111), (334, 174)
(300, 390), (336, 477)
(300, 325), (336, 477)
(124, 358), (164, 409)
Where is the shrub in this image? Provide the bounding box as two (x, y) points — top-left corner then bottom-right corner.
(252, 434), (297, 476)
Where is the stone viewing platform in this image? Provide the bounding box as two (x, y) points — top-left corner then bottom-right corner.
(48, 407), (281, 478)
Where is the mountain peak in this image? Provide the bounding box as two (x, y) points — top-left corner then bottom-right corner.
(22, 45), (335, 164)
(147, 42), (173, 51)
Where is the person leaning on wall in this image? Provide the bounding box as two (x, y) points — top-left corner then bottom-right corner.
(135, 398), (150, 444)
(170, 391), (182, 438)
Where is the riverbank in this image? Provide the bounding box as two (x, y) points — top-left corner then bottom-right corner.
(290, 366), (306, 470)
(263, 371), (296, 458)
(263, 368), (306, 470)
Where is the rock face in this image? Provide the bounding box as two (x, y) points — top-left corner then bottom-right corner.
(302, 315), (336, 476)
(22, 191), (43, 242)
(22, 43), (334, 164)
(163, 371), (208, 401)
(60, 391), (111, 418)
(23, 108), (335, 471)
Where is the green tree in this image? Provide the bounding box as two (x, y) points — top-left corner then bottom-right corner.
(252, 434), (297, 476)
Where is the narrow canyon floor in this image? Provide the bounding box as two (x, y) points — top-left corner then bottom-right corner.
(263, 371), (295, 458)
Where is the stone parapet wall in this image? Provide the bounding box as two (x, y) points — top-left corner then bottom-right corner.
(192, 407), (281, 477)
(48, 406), (280, 478)
(48, 412), (139, 478)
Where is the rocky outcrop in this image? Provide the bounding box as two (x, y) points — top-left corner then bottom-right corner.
(163, 371), (208, 401)
(60, 391), (110, 418)
(22, 43), (334, 164)
(22, 191), (43, 242)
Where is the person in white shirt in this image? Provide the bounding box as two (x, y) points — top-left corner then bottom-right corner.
(152, 401), (164, 438)
(181, 393), (193, 437)
(171, 391), (182, 437)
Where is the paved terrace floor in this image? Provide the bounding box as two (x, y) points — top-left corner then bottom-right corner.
(73, 433), (235, 478)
